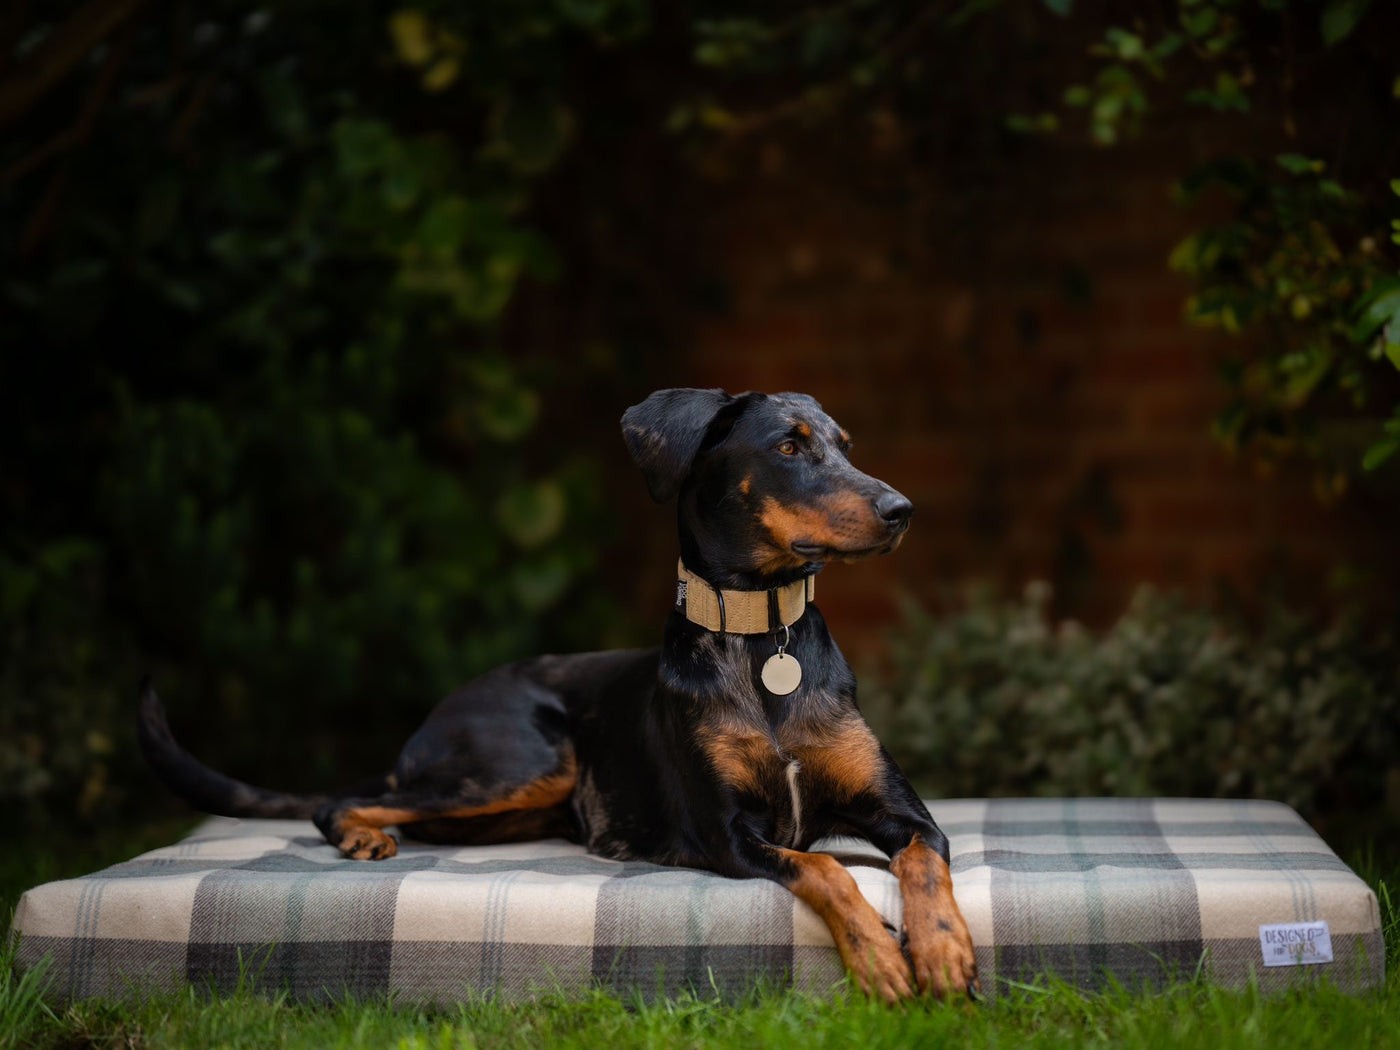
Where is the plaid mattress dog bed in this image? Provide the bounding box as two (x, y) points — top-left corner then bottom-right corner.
(11, 798), (1383, 1002)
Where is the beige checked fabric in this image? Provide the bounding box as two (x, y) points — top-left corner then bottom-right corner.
(10, 798), (1383, 1002)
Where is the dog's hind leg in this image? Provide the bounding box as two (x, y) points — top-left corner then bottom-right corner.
(314, 750), (578, 860)
(401, 804), (577, 846)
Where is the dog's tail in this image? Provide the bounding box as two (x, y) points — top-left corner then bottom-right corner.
(138, 678), (386, 820)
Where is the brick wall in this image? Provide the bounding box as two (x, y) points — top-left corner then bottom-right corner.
(600, 126), (1398, 659)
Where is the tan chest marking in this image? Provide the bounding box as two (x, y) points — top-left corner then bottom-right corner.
(791, 718), (884, 802)
(699, 730), (777, 796)
(699, 716), (884, 819)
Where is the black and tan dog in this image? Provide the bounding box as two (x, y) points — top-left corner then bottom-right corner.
(139, 388), (978, 1001)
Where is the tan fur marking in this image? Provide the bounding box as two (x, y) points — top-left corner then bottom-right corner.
(794, 420), (812, 438)
(697, 729), (775, 796)
(755, 493), (887, 573)
(890, 835), (978, 998)
(739, 473), (752, 496)
(779, 848), (913, 1002)
(342, 754), (578, 830)
(340, 805), (425, 827)
(795, 719), (884, 802)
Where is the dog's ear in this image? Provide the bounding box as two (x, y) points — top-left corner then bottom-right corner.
(621, 388), (735, 502)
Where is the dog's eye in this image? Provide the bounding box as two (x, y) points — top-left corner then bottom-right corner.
(777, 440), (798, 456)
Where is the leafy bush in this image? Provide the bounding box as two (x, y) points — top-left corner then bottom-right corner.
(868, 585), (1400, 815)
(0, 544), (128, 826)
(0, 2), (645, 826)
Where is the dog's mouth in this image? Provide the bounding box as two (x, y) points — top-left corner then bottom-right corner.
(791, 531), (906, 563)
(761, 495), (911, 570)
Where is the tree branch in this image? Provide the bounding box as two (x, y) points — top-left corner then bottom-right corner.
(0, 0), (151, 126)
(5, 20), (132, 185)
(17, 24), (133, 251)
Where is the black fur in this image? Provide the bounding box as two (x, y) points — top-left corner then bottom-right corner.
(621, 387), (736, 502)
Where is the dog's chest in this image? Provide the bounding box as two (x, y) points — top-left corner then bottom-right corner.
(698, 714), (882, 847)
(751, 748), (807, 847)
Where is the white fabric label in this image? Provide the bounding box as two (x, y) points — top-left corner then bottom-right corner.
(1258, 921), (1333, 967)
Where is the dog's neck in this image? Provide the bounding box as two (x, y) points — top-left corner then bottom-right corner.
(675, 559), (813, 634)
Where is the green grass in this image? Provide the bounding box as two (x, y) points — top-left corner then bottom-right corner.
(4, 827), (1398, 1050)
(6, 966), (1399, 1050)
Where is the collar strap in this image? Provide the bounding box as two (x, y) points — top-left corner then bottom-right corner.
(675, 559), (814, 634)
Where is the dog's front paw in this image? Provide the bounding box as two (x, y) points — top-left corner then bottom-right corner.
(337, 826), (398, 860)
(908, 914), (979, 999)
(844, 935), (915, 1004)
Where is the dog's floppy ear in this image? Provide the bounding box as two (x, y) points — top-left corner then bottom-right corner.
(621, 388), (735, 502)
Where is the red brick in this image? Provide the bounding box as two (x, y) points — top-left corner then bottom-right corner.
(1134, 390), (1219, 431)
(600, 110), (1400, 649)
(1084, 346), (1213, 386)
(1127, 493), (1263, 535)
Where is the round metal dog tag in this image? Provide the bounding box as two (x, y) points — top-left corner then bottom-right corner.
(761, 653), (802, 695)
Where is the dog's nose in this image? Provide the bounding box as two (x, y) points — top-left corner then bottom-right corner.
(874, 490), (913, 528)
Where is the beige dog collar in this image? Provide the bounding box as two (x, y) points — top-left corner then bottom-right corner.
(675, 559), (813, 634)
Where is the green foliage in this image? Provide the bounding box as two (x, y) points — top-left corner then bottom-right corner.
(1362, 409), (1400, 471)
(0, 544), (128, 825)
(1060, 27), (1185, 145)
(0, 1), (642, 824)
(1164, 154), (1398, 480)
(869, 586), (1400, 815)
(0, 933), (55, 1050)
(5, 0), (1398, 829)
(1018, 1), (1400, 484)
(1320, 0), (1374, 46)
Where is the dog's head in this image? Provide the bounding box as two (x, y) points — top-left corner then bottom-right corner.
(621, 389), (912, 585)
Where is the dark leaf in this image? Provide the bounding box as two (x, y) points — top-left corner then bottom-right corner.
(1320, 0), (1373, 46)
(1361, 436), (1399, 471)
(492, 96), (572, 173)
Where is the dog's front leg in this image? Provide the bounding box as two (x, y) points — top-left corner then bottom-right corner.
(783, 847), (916, 1002)
(724, 831), (914, 1002)
(832, 779), (980, 999)
(889, 832), (979, 998)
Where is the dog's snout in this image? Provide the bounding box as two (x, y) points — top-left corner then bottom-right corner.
(874, 490), (913, 529)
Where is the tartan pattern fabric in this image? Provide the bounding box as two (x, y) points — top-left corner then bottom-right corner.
(11, 798), (1383, 1002)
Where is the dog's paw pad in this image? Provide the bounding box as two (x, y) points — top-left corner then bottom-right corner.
(338, 826), (398, 860)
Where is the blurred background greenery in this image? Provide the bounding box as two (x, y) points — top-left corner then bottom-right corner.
(2, 0), (1398, 840)
(869, 585), (1399, 831)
